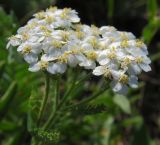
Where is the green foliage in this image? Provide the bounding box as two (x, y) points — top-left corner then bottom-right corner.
(113, 95), (131, 114)
(33, 128), (60, 143)
(0, 0), (160, 145)
(69, 104), (108, 115)
(147, 0), (158, 20)
(27, 90), (41, 132)
(0, 81), (17, 116)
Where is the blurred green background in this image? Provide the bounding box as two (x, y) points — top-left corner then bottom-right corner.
(0, 0), (160, 145)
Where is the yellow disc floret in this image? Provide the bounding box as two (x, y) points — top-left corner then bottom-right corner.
(88, 37), (98, 48)
(120, 40), (129, 48)
(39, 61), (49, 69)
(51, 40), (63, 48)
(135, 57), (143, 64)
(107, 52), (116, 59)
(135, 39), (144, 48)
(119, 74), (129, 84)
(121, 57), (131, 68)
(22, 46), (32, 54)
(86, 51), (97, 60)
(35, 11), (45, 19)
(45, 16), (56, 24)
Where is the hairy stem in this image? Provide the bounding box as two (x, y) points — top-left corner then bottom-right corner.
(37, 73), (50, 125)
(43, 72), (92, 129)
(42, 75), (60, 129)
(55, 75), (60, 109)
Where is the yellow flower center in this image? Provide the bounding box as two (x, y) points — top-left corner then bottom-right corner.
(60, 32), (70, 42)
(71, 49), (79, 54)
(51, 40), (63, 48)
(39, 26), (51, 33)
(86, 51), (97, 60)
(121, 57), (131, 68)
(22, 46), (32, 54)
(91, 25), (100, 36)
(26, 22), (37, 30)
(107, 52), (116, 59)
(120, 40), (129, 48)
(135, 39), (144, 48)
(75, 31), (85, 39)
(35, 11), (45, 19)
(45, 16), (56, 24)
(47, 6), (57, 12)
(135, 57), (143, 64)
(57, 55), (68, 63)
(60, 8), (71, 20)
(119, 74), (129, 84)
(22, 33), (29, 41)
(39, 61), (48, 69)
(88, 38), (98, 48)
(109, 37), (116, 43)
(63, 8), (71, 14)
(104, 69), (111, 78)
(120, 33), (129, 40)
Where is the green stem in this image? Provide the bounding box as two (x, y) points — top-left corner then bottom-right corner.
(43, 72), (92, 129)
(54, 75), (60, 109)
(42, 75), (60, 129)
(37, 73), (50, 125)
(59, 72), (92, 107)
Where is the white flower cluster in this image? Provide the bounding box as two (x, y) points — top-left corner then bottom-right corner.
(7, 6), (151, 94)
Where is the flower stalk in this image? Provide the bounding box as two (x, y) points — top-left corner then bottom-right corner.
(37, 73), (50, 125)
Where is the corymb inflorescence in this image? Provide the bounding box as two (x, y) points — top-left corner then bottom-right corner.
(7, 6), (151, 95)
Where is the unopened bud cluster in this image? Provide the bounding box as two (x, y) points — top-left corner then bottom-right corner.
(7, 6), (151, 94)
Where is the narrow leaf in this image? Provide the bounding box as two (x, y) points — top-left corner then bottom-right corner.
(0, 81), (17, 116)
(113, 95), (131, 114)
(147, 0), (158, 20)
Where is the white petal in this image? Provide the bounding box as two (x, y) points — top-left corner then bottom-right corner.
(129, 76), (138, 88)
(97, 55), (110, 65)
(111, 81), (122, 92)
(28, 63), (40, 72)
(70, 15), (80, 23)
(48, 49), (62, 56)
(111, 81), (128, 95)
(47, 63), (67, 74)
(17, 45), (23, 52)
(24, 53), (38, 64)
(128, 48), (146, 56)
(79, 60), (96, 69)
(111, 70), (121, 80)
(92, 66), (105, 76)
(68, 55), (78, 67)
(41, 54), (58, 61)
(56, 63), (67, 73)
(81, 43), (93, 50)
(139, 63), (151, 72)
(127, 66), (136, 75)
(143, 56), (151, 64)
(118, 84), (128, 95)
(6, 42), (11, 49)
(76, 54), (87, 62)
(130, 64), (141, 74)
(31, 43), (42, 54)
(47, 63), (58, 74)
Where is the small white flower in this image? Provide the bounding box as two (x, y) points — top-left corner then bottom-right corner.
(111, 70), (138, 95)
(17, 42), (41, 63)
(7, 35), (21, 49)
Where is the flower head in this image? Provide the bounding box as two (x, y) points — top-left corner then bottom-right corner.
(7, 6), (151, 95)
